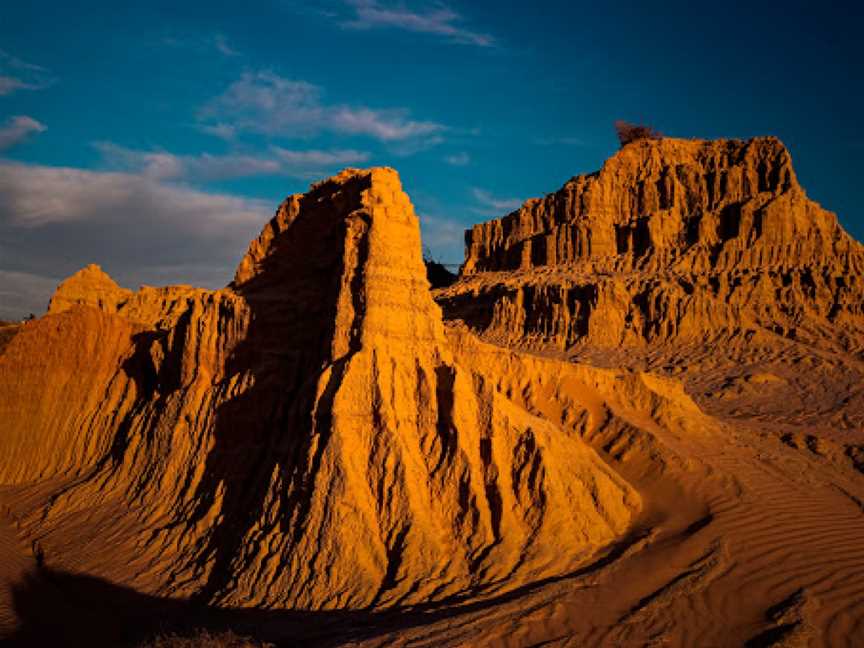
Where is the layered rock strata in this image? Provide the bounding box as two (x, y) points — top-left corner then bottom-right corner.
(0, 168), (659, 611)
(441, 137), (864, 351)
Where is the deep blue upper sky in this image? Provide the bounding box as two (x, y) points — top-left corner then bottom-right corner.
(1, 1), (862, 318)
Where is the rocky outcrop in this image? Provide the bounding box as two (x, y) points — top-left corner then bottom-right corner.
(47, 263), (133, 315)
(5, 144), (864, 648)
(0, 168), (675, 612)
(441, 137), (864, 351)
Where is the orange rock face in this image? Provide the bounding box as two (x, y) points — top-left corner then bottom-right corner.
(47, 264), (133, 315)
(443, 137), (864, 350)
(0, 167), (656, 616)
(3, 144), (864, 647)
(463, 137), (849, 273)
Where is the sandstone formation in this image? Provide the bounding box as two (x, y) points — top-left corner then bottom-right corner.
(442, 137), (864, 352)
(0, 167), (684, 624)
(47, 263), (134, 315)
(3, 142), (864, 647)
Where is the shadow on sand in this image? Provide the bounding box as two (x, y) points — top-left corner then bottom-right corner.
(4, 528), (650, 647)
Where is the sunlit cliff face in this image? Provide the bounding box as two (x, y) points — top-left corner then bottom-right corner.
(3, 139), (864, 647)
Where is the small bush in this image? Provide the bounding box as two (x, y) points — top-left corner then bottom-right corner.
(139, 629), (271, 648)
(614, 120), (662, 147)
(0, 322), (20, 355)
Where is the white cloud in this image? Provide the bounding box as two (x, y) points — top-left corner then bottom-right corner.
(342, 1), (494, 47)
(95, 142), (276, 181)
(95, 142), (370, 181)
(0, 77), (28, 96)
(271, 146), (369, 169)
(0, 50), (46, 73)
(0, 161), (270, 229)
(0, 270), (62, 320)
(200, 71), (445, 143)
(189, 153), (281, 179)
(444, 151), (470, 166)
(201, 72), (324, 136)
(0, 50), (54, 96)
(200, 123), (237, 140)
(471, 187), (522, 215)
(328, 105), (441, 140)
(161, 33), (240, 58)
(0, 161), (274, 318)
(0, 116), (46, 150)
(214, 34), (239, 57)
(387, 135), (445, 157)
(419, 213), (465, 262)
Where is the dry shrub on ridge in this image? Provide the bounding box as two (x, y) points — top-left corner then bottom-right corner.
(615, 120), (663, 147)
(0, 322), (20, 355)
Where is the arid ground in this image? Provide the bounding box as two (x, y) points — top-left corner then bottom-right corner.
(2, 137), (863, 647)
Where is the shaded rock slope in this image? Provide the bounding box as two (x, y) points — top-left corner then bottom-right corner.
(439, 137), (864, 352)
(0, 167), (699, 619)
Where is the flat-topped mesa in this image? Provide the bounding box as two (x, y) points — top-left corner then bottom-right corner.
(463, 137), (857, 275)
(441, 137), (864, 351)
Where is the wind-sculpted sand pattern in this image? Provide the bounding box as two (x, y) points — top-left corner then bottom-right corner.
(347, 345), (864, 647)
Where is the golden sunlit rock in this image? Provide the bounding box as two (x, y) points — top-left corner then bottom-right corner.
(445, 137), (864, 350)
(2, 144), (864, 647)
(0, 167), (643, 607)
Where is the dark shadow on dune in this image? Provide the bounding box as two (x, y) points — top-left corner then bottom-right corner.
(6, 569), (186, 647)
(744, 623), (801, 648)
(5, 528), (651, 647)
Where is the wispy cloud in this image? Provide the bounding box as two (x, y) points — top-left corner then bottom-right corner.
(94, 141), (369, 181)
(0, 50), (45, 73)
(0, 78), (31, 95)
(271, 146), (370, 171)
(328, 105), (441, 140)
(387, 135), (445, 157)
(95, 142), (274, 181)
(0, 269), (62, 320)
(444, 151), (470, 166)
(200, 71), (446, 144)
(0, 160), (273, 317)
(213, 34), (239, 57)
(419, 213), (465, 261)
(0, 50), (55, 96)
(0, 116), (46, 151)
(471, 187), (523, 215)
(200, 123), (237, 140)
(341, 1), (494, 47)
(161, 32), (240, 57)
(281, 2), (340, 20)
(0, 161), (270, 229)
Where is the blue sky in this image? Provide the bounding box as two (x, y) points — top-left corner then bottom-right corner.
(0, 0), (862, 318)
